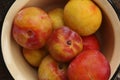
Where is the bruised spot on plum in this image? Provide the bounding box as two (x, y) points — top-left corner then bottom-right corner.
(67, 40), (72, 45)
(27, 30), (34, 37)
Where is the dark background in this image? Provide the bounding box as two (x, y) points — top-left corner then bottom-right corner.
(0, 0), (120, 80)
(0, 0), (15, 80)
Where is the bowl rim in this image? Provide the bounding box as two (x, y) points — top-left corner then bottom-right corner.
(95, 0), (120, 78)
(1, 0), (32, 80)
(1, 0), (120, 79)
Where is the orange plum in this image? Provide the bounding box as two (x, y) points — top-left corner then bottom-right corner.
(12, 7), (52, 49)
(47, 27), (83, 62)
(38, 55), (68, 80)
(23, 48), (47, 67)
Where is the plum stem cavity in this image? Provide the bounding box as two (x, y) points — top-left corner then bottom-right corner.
(27, 30), (34, 37)
(67, 40), (72, 45)
(58, 64), (63, 69)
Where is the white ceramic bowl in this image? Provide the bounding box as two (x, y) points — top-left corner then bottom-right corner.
(1, 0), (120, 80)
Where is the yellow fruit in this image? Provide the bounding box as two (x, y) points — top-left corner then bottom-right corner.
(23, 48), (47, 67)
(64, 0), (102, 36)
(48, 8), (64, 30)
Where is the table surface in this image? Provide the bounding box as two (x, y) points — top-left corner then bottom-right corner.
(0, 0), (120, 80)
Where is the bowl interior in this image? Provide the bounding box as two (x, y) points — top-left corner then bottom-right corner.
(2, 0), (120, 80)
